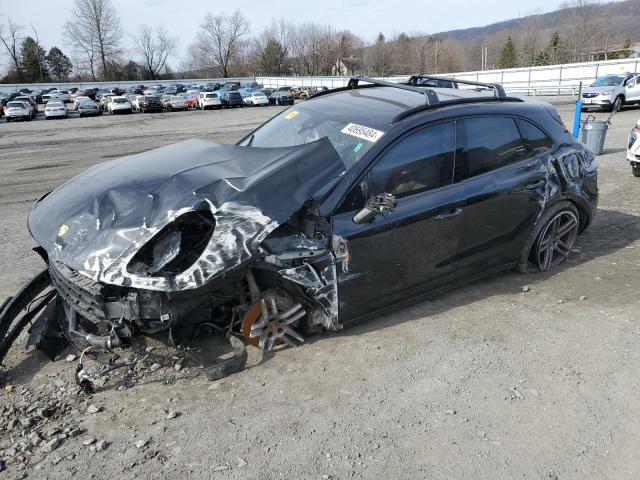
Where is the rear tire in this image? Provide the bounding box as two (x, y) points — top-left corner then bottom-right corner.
(516, 201), (580, 273)
(632, 165), (640, 177)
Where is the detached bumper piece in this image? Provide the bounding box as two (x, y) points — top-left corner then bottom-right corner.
(0, 270), (60, 365)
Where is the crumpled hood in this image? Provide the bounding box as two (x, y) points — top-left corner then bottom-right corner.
(28, 138), (344, 291)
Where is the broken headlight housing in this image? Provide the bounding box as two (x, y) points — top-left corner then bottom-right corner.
(127, 210), (215, 277)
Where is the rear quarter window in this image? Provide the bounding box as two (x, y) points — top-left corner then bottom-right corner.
(458, 116), (525, 180)
(516, 118), (555, 158)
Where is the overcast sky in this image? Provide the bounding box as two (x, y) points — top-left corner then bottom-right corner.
(0, 0), (566, 68)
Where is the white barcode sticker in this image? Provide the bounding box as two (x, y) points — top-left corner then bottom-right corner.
(341, 123), (385, 143)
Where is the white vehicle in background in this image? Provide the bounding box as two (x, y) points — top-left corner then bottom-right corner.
(44, 101), (68, 119)
(131, 95), (145, 111)
(143, 87), (160, 96)
(100, 93), (115, 109)
(3, 101), (33, 122)
(627, 119), (640, 177)
(197, 92), (222, 110)
(107, 96), (132, 114)
(42, 91), (60, 103)
(243, 91), (269, 107)
(186, 87), (200, 95)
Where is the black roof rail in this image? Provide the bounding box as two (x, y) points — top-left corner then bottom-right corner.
(308, 75), (440, 105)
(407, 74), (507, 99)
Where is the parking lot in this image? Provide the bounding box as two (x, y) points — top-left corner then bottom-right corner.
(1, 102), (640, 479)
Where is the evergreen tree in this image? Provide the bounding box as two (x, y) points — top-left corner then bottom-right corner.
(259, 39), (289, 75)
(20, 36), (49, 82)
(46, 47), (73, 81)
(535, 32), (566, 66)
(497, 36), (517, 69)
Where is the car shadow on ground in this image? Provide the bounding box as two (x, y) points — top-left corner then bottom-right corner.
(325, 207), (640, 340)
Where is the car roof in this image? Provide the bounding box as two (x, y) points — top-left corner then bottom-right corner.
(305, 86), (503, 129)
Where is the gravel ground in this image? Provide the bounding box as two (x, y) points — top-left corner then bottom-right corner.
(1, 102), (640, 480)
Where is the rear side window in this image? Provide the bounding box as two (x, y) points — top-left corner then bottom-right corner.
(459, 117), (524, 180)
(368, 122), (456, 198)
(516, 119), (554, 158)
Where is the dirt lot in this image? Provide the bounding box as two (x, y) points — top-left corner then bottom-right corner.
(1, 102), (640, 480)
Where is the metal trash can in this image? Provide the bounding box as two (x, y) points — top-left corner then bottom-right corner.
(580, 116), (609, 155)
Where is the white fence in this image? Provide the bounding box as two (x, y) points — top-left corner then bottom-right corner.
(257, 57), (640, 96)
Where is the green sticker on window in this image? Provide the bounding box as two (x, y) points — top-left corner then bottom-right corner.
(354, 143), (363, 153)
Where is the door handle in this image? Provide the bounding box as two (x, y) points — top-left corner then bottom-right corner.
(435, 208), (463, 221)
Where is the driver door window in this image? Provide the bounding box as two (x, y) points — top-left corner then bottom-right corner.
(368, 122), (456, 198)
(338, 122), (456, 213)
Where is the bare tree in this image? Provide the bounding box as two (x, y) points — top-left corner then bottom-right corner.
(520, 9), (544, 66)
(290, 23), (338, 75)
(365, 33), (391, 76)
(561, 0), (601, 62)
(196, 11), (249, 78)
(63, 0), (122, 80)
(133, 25), (177, 79)
(0, 18), (24, 81)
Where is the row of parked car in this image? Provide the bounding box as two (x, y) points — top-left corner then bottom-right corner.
(0, 81), (312, 122)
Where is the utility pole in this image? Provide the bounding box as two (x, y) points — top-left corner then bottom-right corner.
(434, 39), (439, 74)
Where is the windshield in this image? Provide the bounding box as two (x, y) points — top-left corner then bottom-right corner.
(205, 93), (217, 98)
(239, 105), (385, 169)
(47, 102), (63, 107)
(114, 98), (128, 103)
(591, 76), (625, 87)
(7, 102), (25, 108)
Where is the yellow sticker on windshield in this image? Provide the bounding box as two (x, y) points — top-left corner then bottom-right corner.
(285, 111), (299, 120)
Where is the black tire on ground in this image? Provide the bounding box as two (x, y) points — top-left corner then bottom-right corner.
(612, 95), (624, 112)
(632, 165), (640, 177)
(516, 200), (580, 274)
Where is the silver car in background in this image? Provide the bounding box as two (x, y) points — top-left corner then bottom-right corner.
(581, 73), (640, 112)
(77, 99), (102, 117)
(3, 101), (33, 122)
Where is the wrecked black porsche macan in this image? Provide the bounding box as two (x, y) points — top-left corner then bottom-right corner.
(0, 76), (598, 383)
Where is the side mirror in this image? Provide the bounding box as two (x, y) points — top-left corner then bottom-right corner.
(353, 193), (397, 224)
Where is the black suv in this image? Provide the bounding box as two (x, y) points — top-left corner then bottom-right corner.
(0, 76), (598, 377)
(222, 90), (243, 108)
(140, 95), (163, 113)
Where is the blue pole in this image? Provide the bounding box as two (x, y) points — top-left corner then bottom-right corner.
(572, 81), (583, 138)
